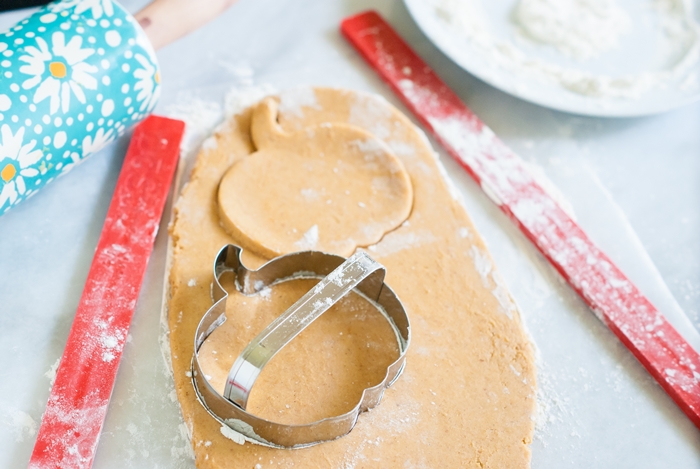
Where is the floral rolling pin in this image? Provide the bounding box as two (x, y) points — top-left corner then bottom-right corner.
(0, 0), (237, 216)
(0, 0), (161, 215)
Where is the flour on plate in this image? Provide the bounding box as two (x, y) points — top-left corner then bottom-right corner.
(514, 0), (632, 60)
(429, 0), (700, 99)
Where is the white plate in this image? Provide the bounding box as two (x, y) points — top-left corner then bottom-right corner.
(404, 0), (700, 117)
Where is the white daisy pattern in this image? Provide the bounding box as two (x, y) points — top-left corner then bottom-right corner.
(133, 53), (160, 113)
(48, 0), (83, 13)
(75, 0), (114, 19)
(0, 0), (161, 216)
(50, 0), (114, 18)
(19, 32), (98, 114)
(0, 125), (44, 209)
(82, 127), (114, 158)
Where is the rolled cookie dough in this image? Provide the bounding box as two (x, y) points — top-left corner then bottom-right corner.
(167, 87), (536, 468)
(218, 97), (413, 258)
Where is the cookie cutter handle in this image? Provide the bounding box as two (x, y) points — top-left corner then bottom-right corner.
(223, 252), (384, 408)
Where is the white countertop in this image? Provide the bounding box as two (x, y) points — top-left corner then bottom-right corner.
(1, 0), (699, 468)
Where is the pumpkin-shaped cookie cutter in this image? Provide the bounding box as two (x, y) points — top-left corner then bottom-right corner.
(191, 244), (411, 448)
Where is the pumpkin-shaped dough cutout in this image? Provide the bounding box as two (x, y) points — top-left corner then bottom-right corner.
(217, 97), (414, 258)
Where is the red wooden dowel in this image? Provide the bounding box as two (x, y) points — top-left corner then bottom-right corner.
(29, 115), (185, 469)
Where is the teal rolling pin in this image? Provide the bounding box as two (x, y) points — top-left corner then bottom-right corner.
(0, 0), (236, 216)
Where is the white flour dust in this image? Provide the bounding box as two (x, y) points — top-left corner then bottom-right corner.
(366, 229), (437, 257)
(225, 84), (277, 118)
(166, 96), (223, 159)
(295, 224), (320, 250)
(3, 409), (37, 442)
(428, 0), (700, 99)
(469, 245), (518, 318)
(44, 357), (61, 388)
(278, 86), (320, 117)
(514, 0), (632, 60)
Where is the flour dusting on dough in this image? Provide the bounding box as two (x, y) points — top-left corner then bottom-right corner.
(366, 230), (437, 257)
(491, 270), (517, 319)
(348, 93), (393, 140)
(225, 85), (277, 118)
(278, 86), (320, 117)
(219, 425), (245, 445)
(470, 245), (517, 318)
(295, 224), (319, 250)
(431, 151), (463, 202)
(300, 188), (320, 201)
(350, 138), (386, 156)
(340, 396), (421, 468)
(388, 139), (417, 157)
(470, 245), (493, 286)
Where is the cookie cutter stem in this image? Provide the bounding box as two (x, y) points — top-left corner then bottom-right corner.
(224, 252), (382, 407)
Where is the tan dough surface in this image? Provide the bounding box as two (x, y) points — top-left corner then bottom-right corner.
(199, 276), (400, 425)
(218, 98), (413, 258)
(167, 88), (536, 468)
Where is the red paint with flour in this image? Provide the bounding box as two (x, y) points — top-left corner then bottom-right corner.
(29, 116), (185, 469)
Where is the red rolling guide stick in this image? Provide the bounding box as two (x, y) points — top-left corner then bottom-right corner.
(28, 116), (185, 469)
(341, 10), (700, 430)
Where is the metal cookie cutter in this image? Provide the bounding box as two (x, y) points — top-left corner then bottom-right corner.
(191, 245), (410, 448)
